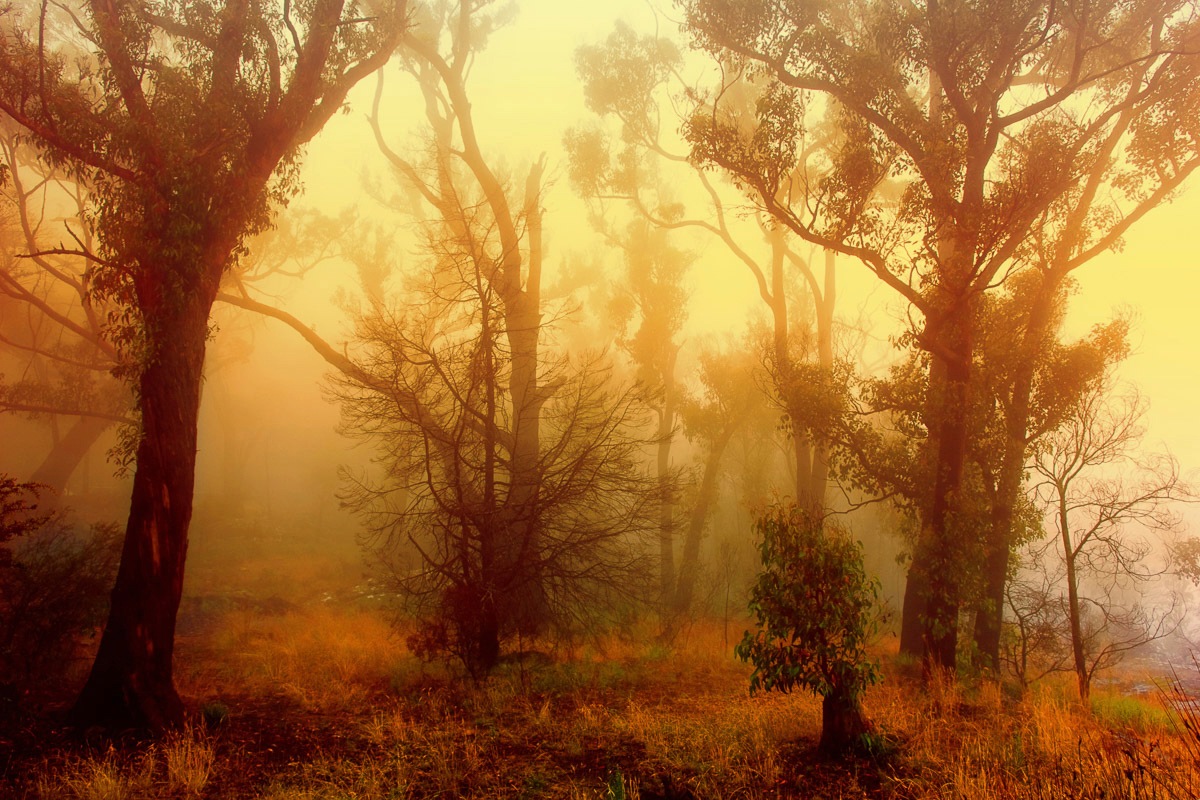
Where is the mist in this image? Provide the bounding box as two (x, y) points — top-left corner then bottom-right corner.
(4, 0), (1200, 796)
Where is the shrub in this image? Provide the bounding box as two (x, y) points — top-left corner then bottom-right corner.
(735, 502), (881, 754)
(0, 477), (121, 699)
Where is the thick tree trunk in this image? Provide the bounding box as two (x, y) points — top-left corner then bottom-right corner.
(820, 687), (870, 754)
(973, 280), (1057, 670)
(469, 585), (501, 678)
(500, 272), (548, 638)
(900, 350), (946, 659)
(71, 294), (212, 731)
(901, 297), (974, 672)
(29, 415), (113, 501)
(972, 498), (1013, 671)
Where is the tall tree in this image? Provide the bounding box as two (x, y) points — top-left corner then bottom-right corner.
(0, 0), (406, 730)
(680, 0), (1200, 671)
(570, 22), (840, 514)
(598, 220), (691, 612)
(366, 0), (562, 631)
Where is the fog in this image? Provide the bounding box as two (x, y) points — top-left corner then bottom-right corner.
(4, 1), (1200, 786)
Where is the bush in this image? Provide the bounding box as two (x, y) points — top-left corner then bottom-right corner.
(735, 502), (881, 754)
(0, 476), (121, 701)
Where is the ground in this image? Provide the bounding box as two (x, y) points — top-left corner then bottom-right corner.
(2, 514), (1197, 798)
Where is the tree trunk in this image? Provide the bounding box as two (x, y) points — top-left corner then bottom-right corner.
(29, 415), (113, 502)
(899, 346), (946, 659)
(500, 279), (547, 636)
(820, 687), (870, 754)
(658, 365), (677, 611)
(673, 425), (737, 618)
(899, 562), (930, 658)
(1059, 496), (1089, 702)
(469, 587), (501, 678)
(901, 296), (974, 672)
(973, 277), (1059, 670)
(805, 249), (836, 511)
(71, 293), (212, 731)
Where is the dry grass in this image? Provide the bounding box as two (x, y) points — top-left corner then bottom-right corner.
(12, 606), (1200, 799)
(178, 606), (400, 713)
(32, 728), (215, 799)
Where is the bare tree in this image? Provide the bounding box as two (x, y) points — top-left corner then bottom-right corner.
(332, 218), (659, 677)
(309, 0), (664, 676)
(1029, 380), (1191, 701)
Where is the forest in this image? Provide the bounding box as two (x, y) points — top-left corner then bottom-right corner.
(3, 0), (1200, 797)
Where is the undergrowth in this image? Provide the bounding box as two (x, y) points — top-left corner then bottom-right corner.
(10, 607), (1200, 799)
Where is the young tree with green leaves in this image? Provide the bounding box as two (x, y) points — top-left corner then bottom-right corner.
(737, 501), (881, 754)
(0, 0), (407, 730)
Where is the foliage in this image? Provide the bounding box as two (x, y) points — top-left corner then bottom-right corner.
(679, 0), (1200, 671)
(0, 484), (121, 694)
(735, 503), (880, 704)
(0, 474), (48, 544)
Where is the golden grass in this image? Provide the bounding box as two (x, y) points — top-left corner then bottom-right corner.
(178, 606), (401, 713)
(17, 608), (1200, 799)
(32, 729), (215, 800)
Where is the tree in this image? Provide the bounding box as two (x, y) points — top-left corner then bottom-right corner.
(680, 0), (1200, 671)
(570, 22), (842, 515)
(364, 0), (558, 633)
(1028, 378), (1190, 701)
(601, 220), (692, 614)
(736, 502), (881, 754)
(970, 281), (1132, 670)
(671, 339), (763, 620)
(313, 0), (662, 676)
(0, 127), (132, 500)
(0, 0), (407, 730)
(333, 245), (659, 677)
